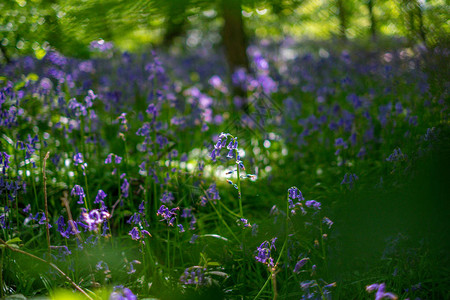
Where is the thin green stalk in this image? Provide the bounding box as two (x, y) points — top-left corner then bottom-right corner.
(208, 198), (240, 244)
(166, 228), (170, 271)
(254, 191), (291, 299)
(24, 149), (39, 211)
(219, 201), (241, 218)
(140, 240), (146, 277)
(0, 249), (3, 299)
(233, 137), (244, 217)
(83, 172), (91, 211)
(42, 152), (51, 262)
(0, 238), (93, 300)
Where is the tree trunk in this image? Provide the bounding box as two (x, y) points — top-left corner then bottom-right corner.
(337, 0), (348, 41)
(367, 0), (377, 40)
(162, 0), (188, 46)
(416, 2), (427, 44)
(221, 0), (250, 111)
(0, 44), (10, 64)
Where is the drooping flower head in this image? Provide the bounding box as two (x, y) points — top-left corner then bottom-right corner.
(71, 184), (85, 205)
(255, 238), (277, 268)
(366, 283), (397, 300)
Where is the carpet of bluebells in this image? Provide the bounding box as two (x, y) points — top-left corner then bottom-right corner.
(0, 39), (449, 299)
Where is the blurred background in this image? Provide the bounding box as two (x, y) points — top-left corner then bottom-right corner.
(0, 0), (448, 69)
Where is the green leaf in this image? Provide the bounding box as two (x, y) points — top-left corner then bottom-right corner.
(26, 73), (39, 82)
(6, 237), (22, 245)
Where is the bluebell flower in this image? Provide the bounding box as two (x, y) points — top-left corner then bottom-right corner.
(305, 200), (321, 210)
(160, 191), (174, 205)
(341, 173), (358, 189)
(157, 205), (179, 226)
(23, 204), (31, 213)
(323, 217), (334, 229)
(71, 184), (85, 204)
(237, 218), (252, 228)
(110, 286), (137, 300)
(255, 239), (277, 267)
(180, 267), (206, 285)
(293, 258), (309, 273)
(189, 234), (198, 244)
(80, 209), (110, 232)
(121, 179), (129, 198)
(386, 148), (406, 162)
(366, 283), (397, 300)
(73, 153), (84, 165)
(127, 213), (141, 225)
(138, 201), (145, 214)
(129, 227), (140, 240)
(94, 190), (107, 204)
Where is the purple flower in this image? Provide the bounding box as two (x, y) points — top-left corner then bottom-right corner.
(110, 286), (137, 300)
(121, 179), (129, 198)
(180, 267), (206, 285)
(138, 201), (145, 214)
(94, 190), (107, 204)
(56, 216), (68, 238)
(287, 186), (305, 214)
(129, 227), (140, 240)
(341, 173), (358, 189)
(160, 191), (174, 205)
(237, 218), (252, 228)
(210, 132), (231, 161)
(80, 209), (110, 231)
(323, 217), (334, 229)
(157, 205), (179, 226)
(255, 239), (277, 267)
(305, 200), (321, 210)
(105, 154), (113, 164)
(23, 204), (31, 213)
(71, 184), (85, 204)
(127, 213), (141, 225)
(73, 153), (84, 165)
(334, 137), (346, 147)
(293, 258), (309, 273)
(366, 283), (397, 300)
(189, 234), (199, 244)
(127, 260), (140, 274)
(386, 148), (406, 162)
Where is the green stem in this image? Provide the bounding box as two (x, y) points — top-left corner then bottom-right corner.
(0, 249), (3, 299)
(83, 172), (91, 211)
(166, 228), (170, 271)
(209, 201), (240, 244)
(254, 191), (291, 299)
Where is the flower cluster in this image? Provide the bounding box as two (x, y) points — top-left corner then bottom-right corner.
(80, 208), (110, 232)
(386, 148), (406, 162)
(366, 283), (397, 300)
(179, 267), (207, 285)
(293, 257), (309, 273)
(237, 218), (252, 228)
(128, 227), (151, 241)
(287, 187), (304, 214)
(71, 184), (85, 205)
(157, 205), (179, 226)
(211, 132), (243, 163)
(180, 208), (197, 230)
(109, 286), (137, 300)
(210, 132), (230, 162)
(255, 238), (277, 268)
(200, 183), (220, 206)
(56, 216), (80, 238)
(341, 173), (358, 189)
